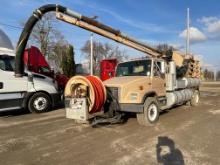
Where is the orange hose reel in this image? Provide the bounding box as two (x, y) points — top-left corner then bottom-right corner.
(64, 75), (106, 114)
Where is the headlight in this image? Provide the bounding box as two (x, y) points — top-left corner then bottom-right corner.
(130, 93), (138, 100)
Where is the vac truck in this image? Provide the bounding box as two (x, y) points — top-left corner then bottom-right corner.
(14, 4), (200, 125)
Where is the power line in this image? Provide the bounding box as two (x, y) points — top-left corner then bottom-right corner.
(0, 22), (23, 30)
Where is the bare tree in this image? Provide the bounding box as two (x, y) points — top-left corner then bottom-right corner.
(21, 13), (66, 56)
(203, 69), (215, 81)
(156, 44), (176, 53)
(81, 40), (127, 75)
(217, 70), (220, 81)
(20, 13), (72, 73)
(48, 41), (67, 72)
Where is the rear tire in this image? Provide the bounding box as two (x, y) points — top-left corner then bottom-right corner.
(28, 92), (51, 113)
(136, 97), (160, 126)
(190, 90), (200, 106)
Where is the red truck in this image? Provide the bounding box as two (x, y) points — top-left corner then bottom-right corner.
(23, 46), (118, 86)
(100, 59), (118, 81)
(23, 46), (69, 90)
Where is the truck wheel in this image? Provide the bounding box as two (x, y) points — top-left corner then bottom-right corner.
(136, 97), (159, 126)
(28, 92), (51, 113)
(190, 90), (200, 106)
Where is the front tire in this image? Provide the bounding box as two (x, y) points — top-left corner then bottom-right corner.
(136, 97), (160, 126)
(28, 92), (51, 113)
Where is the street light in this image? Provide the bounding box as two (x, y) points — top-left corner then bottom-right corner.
(89, 15), (98, 75)
(90, 32), (93, 75)
(186, 8), (190, 56)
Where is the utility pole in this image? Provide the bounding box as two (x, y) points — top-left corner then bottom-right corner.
(186, 8), (190, 56)
(214, 68), (217, 81)
(90, 32), (93, 75)
(213, 66), (218, 81)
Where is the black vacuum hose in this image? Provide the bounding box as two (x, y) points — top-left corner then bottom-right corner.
(15, 4), (163, 77)
(15, 4), (66, 77)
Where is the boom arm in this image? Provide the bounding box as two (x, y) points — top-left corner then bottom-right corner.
(15, 4), (163, 77)
(55, 12), (162, 57)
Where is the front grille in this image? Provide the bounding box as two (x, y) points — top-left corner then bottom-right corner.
(107, 87), (119, 100)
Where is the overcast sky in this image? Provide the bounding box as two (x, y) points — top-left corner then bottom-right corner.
(0, 0), (220, 69)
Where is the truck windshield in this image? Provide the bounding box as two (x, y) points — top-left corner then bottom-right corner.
(0, 55), (15, 71)
(116, 59), (151, 77)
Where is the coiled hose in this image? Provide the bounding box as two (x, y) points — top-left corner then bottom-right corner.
(65, 75), (106, 114)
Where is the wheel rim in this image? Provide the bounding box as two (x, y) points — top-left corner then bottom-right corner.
(33, 97), (47, 111)
(148, 103), (157, 121)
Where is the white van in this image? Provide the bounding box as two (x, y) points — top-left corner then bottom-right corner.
(0, 29), (61, 113)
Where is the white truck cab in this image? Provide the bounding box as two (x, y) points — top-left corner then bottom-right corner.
(0, 29), (61, 113)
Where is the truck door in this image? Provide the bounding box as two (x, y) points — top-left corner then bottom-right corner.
(0, 55), (27, 111)
(151, 60), (166, 96)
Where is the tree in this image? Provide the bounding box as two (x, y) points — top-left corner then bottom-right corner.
(217, 70), (220, 81)
(203, 69), (214, 80)
(203, 69), (208, 80)
(49, 40), (68, 72)
(21, 13), (61, 57)
(156, 43), (176, 52)
(156, 43), (177, 61)
(81, 40), (127, 75)
(21, 13), (73, 73)
(61, 45), (76, 77)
